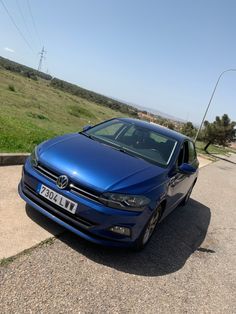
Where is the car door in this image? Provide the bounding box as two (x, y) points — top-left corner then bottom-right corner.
(165, 140), (197, 215)
(179, 139), (198, 186)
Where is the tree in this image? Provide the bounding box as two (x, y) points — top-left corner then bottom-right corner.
(166, 121), (175, 130)
(181, 121), (197, 138)
(202, 114), (236, 151)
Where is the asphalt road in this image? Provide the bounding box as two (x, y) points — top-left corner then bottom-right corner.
(1, 154), (236, 313)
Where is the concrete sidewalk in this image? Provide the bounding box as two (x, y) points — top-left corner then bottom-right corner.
(197, 155), (213, 168)
(0, 166), (63, 260)
(0, 156), (213, 260)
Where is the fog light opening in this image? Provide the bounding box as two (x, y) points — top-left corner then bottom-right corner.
(109, 226), (131, 237)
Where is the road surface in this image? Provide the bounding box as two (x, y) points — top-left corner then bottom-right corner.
(0, 154), (236, 313)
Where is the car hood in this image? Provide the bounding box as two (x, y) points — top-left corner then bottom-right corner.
(38, 134), (167, 193)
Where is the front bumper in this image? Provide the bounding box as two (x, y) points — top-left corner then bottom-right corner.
(18, 158), (152, 247)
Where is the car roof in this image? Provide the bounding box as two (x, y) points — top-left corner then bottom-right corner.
(117, 117), (189, 142)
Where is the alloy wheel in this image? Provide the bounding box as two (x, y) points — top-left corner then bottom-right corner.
(142, 207), (161, 245)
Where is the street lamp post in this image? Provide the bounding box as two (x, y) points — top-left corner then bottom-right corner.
(194, 69), (236, 142)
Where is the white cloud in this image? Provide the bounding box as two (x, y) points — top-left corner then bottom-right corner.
(4, 47), (15, 53)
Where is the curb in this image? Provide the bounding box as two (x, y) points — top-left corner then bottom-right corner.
(0, 153), (30, 166)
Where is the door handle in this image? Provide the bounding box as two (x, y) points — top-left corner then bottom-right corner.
(169, 177), (176, 187)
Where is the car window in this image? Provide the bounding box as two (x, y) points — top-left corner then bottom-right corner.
(177, 141), (196, 166)
(183, 142), (189, 163)
(85, 119), (178, 167)
(177, 141), (191, 166)
(92, 121), (124, 137)
(122, 125), (136, 137)
(188, 141), (197, 163)
(119, 126), (177, 165)
(177, 145), (184, 166)
(149, 132), (167, 143)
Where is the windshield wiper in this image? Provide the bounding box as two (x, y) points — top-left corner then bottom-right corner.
(110, 145), (141, 160)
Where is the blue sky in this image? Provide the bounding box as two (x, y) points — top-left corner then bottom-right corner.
(1, 0), (236, 123)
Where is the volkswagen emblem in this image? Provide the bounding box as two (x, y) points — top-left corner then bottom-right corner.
(56, 175), (69, 189)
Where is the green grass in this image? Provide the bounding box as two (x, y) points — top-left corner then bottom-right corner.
(8, 84), (15, 92)
(68, 104), (96, 119)
(196, 141), (235, 156)
(0, 69), (125, 152)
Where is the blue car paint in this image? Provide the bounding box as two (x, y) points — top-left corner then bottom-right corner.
(18, 118), (198, 247)
(38, 133), (166, 193)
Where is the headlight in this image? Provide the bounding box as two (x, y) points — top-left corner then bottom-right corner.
(30, 146), (38, 167)
(99, 193), (150, 211)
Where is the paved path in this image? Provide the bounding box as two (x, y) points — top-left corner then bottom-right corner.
(0, 154), (236, 313)
(197, 154), (213, 168)
(0, 166), (63, 259)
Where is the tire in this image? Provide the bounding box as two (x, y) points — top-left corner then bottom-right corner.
(133, 204), (162, 251)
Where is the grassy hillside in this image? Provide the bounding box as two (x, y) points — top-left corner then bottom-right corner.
(0, 68), (126, 153)
(0, 56), (138, 117)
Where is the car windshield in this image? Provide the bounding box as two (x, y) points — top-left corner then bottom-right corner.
(82, 119), (178, 167)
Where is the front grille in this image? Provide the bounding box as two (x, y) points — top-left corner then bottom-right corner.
(23, 183), (123, 243)
(35, 164), (58, 182)
(24, 183), (95, 229)
(69, 184), (100, 202)
(34, 163), (101, 203)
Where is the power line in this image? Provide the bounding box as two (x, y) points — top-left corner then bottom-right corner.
(26, 0), (42, 46)
(15, 0), (35, 47)
(0, 0), (34, 53)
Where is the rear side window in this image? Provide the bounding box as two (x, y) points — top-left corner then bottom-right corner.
(177, 141), (196, 166)
(188, 141), (197, 163)
(177, 145), (184, 166)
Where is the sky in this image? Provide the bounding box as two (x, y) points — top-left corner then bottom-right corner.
(1, 0), (236, 124)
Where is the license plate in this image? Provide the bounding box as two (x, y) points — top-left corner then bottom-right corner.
(38, 184), (77, 214)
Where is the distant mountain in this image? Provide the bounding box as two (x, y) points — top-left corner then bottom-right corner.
(131, 103), (187, 123)
(110, 97), (187, 123)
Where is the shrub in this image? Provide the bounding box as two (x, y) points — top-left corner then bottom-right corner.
(68, 105), (95, 118)
(8, 84), (15, 92)
(27, 112), (49, 120)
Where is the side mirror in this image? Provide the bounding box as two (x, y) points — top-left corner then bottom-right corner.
(82, 125), (92, 132)
(178, 163), (196, 175)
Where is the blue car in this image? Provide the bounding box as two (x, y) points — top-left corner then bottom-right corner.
(19, 118), (198, 249)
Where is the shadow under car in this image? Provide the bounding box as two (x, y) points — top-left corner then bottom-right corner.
(26, 198), (211, 277)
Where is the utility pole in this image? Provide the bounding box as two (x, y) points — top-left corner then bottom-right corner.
(38, 46), (46, 71)
(194, 69), (236, 142)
